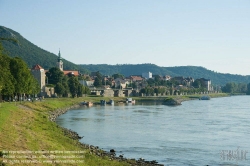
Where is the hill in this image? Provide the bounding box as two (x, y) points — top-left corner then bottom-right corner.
(1, 26), (249, 86)
(0, 26), (79, 70)
(79, 64), (250, 85)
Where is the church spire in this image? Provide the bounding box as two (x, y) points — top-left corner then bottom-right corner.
(57, 49), (63, 71)
(58, 49), (62, 62)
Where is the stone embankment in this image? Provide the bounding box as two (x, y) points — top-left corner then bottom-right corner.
(48, 103), (164, 166)
(48, 104), (80, 122)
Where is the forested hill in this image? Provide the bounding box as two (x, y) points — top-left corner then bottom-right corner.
(79, 64), (250, 85)
(1, 26), (249, 86)
(0, 26), (78, 70)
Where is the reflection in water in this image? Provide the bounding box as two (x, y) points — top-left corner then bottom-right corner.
(56, 96), (250, 166)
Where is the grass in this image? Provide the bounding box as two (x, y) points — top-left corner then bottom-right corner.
(0, 98), (130, 166)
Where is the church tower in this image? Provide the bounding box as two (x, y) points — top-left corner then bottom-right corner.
(57, 49), (63, 71)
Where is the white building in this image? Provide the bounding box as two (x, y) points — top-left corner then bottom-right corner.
(142, 72), (152, 79)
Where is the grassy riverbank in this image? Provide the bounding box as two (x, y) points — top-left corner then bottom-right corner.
(0, 98), (131, 166)
(0, 93), (229, 165)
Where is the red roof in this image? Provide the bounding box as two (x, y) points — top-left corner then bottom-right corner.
(63, 70), (79, 76)
(32, 64), (44, 70)
(130, 76), (143, 81)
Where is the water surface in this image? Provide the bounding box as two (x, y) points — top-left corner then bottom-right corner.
(56, 96), (250, 165)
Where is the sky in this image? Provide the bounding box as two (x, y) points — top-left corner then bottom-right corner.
(1, 0), (250, 75)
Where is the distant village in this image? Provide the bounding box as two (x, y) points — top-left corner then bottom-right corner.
(31, 51), (217, 98)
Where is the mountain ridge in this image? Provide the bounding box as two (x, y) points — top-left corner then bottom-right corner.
(79, 64), (250, 85)
(0, 25), (79, 70)
(1, 25), (249, 85)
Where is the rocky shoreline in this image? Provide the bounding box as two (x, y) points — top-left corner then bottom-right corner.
(48, 103), (164, 166)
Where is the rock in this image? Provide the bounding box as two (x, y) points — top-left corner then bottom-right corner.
(162, 98), (182, 106)
(110, 149), (115, 153)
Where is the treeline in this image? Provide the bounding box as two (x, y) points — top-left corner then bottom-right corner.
(46, 67), (90, 97)
(221, 82), (250, 94)
(0, 42), (40, 101)
(79, 64), (250, 85)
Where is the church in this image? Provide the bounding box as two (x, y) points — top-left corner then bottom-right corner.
(31, 50), (79, 97)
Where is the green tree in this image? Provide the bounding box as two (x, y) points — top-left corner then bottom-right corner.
(95, 71), (102, 79)
(77, 84), (84, 97)
(9, 57), (38, 100)
(27, 75), (40, 97)
(247, 83), (250, 95)
(46, 67), (64, 85)
(237, 83), (247, 93)
(193, 79), (201, 88)
(83, 86), (91, 95)
(221, 82), (236, 93)
(147, 78), (155, 86)
(94, 77), (102, 87)
(112, 73), (124, 79)
(0, 41), (15, 100)
(68, 76), (80, 98)
(55, 82), (66, 97)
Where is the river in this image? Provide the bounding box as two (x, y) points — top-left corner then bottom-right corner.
(56, 96), (250, 165)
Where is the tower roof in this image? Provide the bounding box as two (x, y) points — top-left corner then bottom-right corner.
(58, 49), (63, 61)
(32, 64), (44, 70)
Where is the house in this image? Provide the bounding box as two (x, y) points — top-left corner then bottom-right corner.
(79, 80), (94, 87)
(172, 76), (185, 85)
(63, 70), (80, 76)
(171, 76), (194, 87)
(114, 78), (130, 89)
(199, 78), (212, 91)
(184, 77), (194, 87)
(163, 75), (171, 81)
(127, 76), (144, 82)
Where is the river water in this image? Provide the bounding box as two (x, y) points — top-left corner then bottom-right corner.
(56, 96), (250, 165)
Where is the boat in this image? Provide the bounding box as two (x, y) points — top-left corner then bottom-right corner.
(86, 101), (93, 106)
(80, 101), (87, 105)
(81, 101), (93, 106)
(126, 98), (136, 104)
(106, 100), (114, 105)
(100, 100), (106, 105)
(199, 96), (211, 100)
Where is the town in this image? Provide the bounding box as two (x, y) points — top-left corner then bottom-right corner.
(31, 51), (217, 99)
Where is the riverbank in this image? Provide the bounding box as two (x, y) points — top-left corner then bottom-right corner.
(0, 93), (229, 165)
(0, 98), (131, 166)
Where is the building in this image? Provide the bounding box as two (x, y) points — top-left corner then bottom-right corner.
(57, 50), (63, 71)
(31, 50), (80, 97)
(142, 72), (152, 79)
(31, 64), (46, 92)
(56, 50), (80, 76)
(163, 75), (171, 81)
(31, 64), (46, 97)
(200, 78), (212, 91)
(114, 78), (129, 89)
(127, 76), (144, 82)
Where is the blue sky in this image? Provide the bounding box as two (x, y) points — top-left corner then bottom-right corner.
(1, 0), (250, 75)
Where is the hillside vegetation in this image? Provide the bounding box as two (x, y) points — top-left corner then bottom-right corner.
(79, 64), (250, 85)
(0, 26), (79, 70)
(1, 25), (249, 86)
